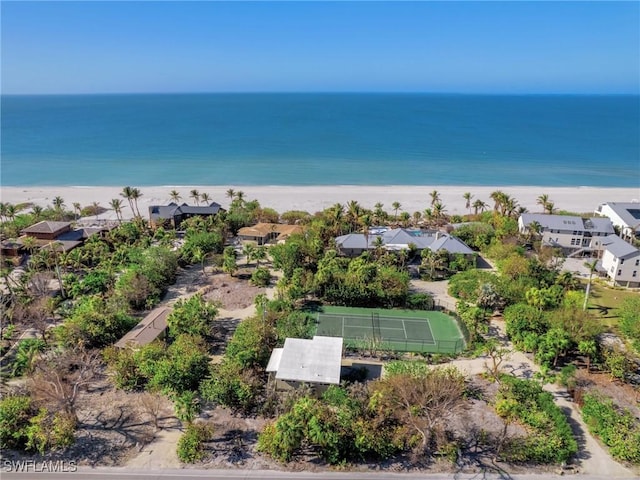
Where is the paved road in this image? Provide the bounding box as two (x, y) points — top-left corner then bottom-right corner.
(2, 466), (635, 480)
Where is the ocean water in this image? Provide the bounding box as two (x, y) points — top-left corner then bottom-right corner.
(1, 93), (638, 187)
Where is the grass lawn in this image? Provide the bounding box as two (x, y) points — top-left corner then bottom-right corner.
(585, 280), (640, 330)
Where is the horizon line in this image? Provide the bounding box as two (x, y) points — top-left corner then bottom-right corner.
(3, 90), (639, 97)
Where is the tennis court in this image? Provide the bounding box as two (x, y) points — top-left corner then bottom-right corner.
(315, 306), (465, 354)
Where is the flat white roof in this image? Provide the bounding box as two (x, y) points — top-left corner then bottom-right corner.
(269, 336), (343, 385)
(266, 348), (284, 373)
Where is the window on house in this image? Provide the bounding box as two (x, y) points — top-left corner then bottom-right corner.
(618, 270), (622, 276)
(621, 259), (624, 264)
(633, 271), (637, 278)
(636, 259), (639, 266)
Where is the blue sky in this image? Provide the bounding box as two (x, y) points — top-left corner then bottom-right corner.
(1, 1), (638, 94)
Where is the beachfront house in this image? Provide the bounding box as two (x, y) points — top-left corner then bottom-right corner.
(266, 336), (343, 396)
(594, 202), (640, 242)
(114, 306), (171, 349)
(600, 235), (640, 288)
(1, 221), (110, 260)
(335, 228), (476, 259)
(518, 213), (615, 256)
(237, 222), (304, 245)
(148, 202), (225, 229)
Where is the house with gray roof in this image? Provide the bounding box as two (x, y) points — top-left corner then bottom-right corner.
(600, 235), (640, 287)
(518, 213), (614, 256)
(595, 202), (640, 242)
(335, 228), (475, 258)
(266, 336), (343, 395)
(148, 202), (224, 229)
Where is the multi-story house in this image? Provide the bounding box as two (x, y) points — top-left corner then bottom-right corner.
(518, 213), (614, 256)
(600, 234), (640, 288)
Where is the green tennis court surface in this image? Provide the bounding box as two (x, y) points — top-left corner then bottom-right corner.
(315, 306), (465, 354)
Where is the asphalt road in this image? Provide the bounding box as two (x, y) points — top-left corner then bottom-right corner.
(1, 466), (632, 480)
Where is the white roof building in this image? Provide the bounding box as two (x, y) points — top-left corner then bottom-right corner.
(266, 336), (343, 386)
(595, 202), (640, 241)
(600, 234), (640, 287)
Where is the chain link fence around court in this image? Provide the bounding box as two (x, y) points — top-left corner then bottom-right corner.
(316, 312), (465, 355)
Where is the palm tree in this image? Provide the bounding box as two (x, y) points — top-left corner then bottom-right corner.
(243, 243), (256, 266)
(109, 198), (124, 224)
(235, 190), (245, 204)
(169, 190), (182, 203)
(392, 201), (401, 222)
(432, 202), (447, 225)
(31, 205), (43, 221)
(90, 201), (101, 221)
(130, 188), (143, 218)
(429, 190), (441, 207)
(5, 204), (17, 222)
(544, 202), (555, 215)
(527, 220), (543, 242)
(253, 246), (267, 267)
(346, 200), (361, 231)
(190, 189), (201, 206)
(399, 211), (411, 228)
(0, 202), (6, 222)
(373, 202), (385, 224)
(412, 211), (422, 227)
(120, 186), (135, 216)
(537, 194), (550, 213)
(360, 213), (372, 249)
(490, 190), (506, 213)
(583, 259), (598, 311)
(200, 192), (211, 205)
(472, 199), (487, 215)
(52, 196), (65, 220)
(463, 192), (473, 214)
(72, 202), (82, 221)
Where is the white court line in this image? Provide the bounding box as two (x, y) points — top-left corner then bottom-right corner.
(402, 319), (408, 339)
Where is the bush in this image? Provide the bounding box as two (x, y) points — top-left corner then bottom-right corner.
(167, 294), (218, 338)
(250, 267), (271, 287)
(581, 393), (640, 464)
(496, 376), (577, 464)
(177, 423), (213, 463)
(0, 396), (32, 449)
(405, 293), (434, 310)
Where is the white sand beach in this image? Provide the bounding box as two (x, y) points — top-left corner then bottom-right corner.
(2, 185), (639, 222)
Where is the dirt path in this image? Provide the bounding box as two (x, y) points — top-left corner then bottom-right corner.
(125, 263), (264, 469)
(450, 319), (635, 477)
(125, 428), (183, 469)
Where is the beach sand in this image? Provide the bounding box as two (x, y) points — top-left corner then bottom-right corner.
(2, 185), (639, 221)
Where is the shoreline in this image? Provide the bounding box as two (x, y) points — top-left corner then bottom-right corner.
(2, 185), (639, 221)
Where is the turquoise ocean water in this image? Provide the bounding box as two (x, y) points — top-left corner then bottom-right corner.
(1, 93), (638, 187)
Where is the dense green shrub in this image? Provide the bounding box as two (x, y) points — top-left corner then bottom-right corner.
(496, 376), (577, 464)
(257, 388), (403, 464)
(405, 292), (434, 310)
(199, 361), (262, 414)
(55, 295), (137, 348)
(180, 231), (223, 265)
(0, 395), (32, 449)
(250, 267), (271, 287)
(581, 393), (640, 464)
(177, 423), (213, 463)
(447, 269), (498, 303)
(167, 294), (218, 338)
(10, 338), (46, 377)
